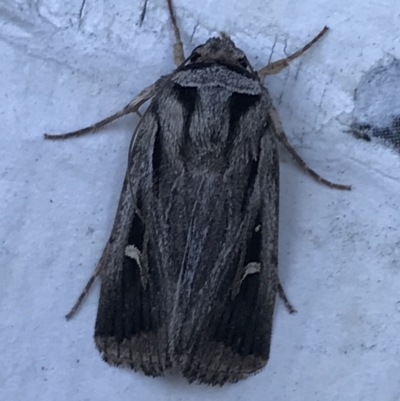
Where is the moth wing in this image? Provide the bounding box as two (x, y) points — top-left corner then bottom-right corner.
(94, 69), (280, 386)
(179, 123), (280, 385)
(94, 110), (170, 377)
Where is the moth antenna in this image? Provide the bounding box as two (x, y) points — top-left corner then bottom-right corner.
(139, 0), (149, 26)
(166, 0), (185, 65)
(258, 26), (329, 77)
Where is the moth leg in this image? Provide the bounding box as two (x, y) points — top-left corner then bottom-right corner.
(270, 107), (351, 190)
(277, 282), (296, 314)
(65, 243), (110, 320)
(258, 26), (328, 78)
(166, 0), (185, 65)
(234, 262), (296, 313)
(44, 82), (157, 140)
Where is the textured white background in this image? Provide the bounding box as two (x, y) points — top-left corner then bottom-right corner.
(1, 0), (400, 400)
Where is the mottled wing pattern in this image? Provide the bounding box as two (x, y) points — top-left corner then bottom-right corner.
(94, 62), (280, 385)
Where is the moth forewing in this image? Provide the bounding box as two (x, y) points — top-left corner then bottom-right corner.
(46, 0), (350, 386)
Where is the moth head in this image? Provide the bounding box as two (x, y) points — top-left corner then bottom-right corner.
(188, 34), (254, 72)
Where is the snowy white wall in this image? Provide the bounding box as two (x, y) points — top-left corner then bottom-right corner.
(1, 0), (400, 400)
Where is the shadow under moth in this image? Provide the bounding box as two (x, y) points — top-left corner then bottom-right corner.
(45, 0), (351, 386)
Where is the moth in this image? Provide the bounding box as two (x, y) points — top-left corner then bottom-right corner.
(45, 0), (350, 386)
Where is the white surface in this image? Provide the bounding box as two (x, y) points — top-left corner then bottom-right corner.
(1, 1), (400, 400)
